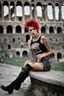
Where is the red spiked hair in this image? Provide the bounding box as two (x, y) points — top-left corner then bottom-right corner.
(25, 19), (40, 31)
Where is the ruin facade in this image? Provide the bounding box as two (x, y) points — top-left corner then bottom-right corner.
(0, 0), (64, 63)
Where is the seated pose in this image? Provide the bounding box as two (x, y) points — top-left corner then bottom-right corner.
(1, 19), (52, 94)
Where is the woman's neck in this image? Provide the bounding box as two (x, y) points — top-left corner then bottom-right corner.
(32, 35), (40, 41)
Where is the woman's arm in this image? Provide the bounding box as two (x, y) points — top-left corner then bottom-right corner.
(28, 39), (36, 62)
(36, 36), (52, 59)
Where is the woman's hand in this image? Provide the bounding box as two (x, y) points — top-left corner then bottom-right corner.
(36, 53), (47, 62)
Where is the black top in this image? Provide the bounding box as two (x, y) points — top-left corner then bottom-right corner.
(30, 36), (48, 55)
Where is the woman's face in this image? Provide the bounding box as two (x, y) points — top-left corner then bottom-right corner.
(28, 26), (38, 37)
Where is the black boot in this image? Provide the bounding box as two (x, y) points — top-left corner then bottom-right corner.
(1, 84), (14, 94)
(14, 64), (32, 90)
(1, 64), (32, 93)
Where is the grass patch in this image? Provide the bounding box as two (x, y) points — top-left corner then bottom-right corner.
(51, 63), (64, 71)
(0, 58), (64, 71)
(1, 57), (28, 67)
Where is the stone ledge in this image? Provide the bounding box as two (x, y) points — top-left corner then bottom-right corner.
(29, 70), (64, 87)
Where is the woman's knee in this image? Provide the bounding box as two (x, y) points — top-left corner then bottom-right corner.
(24, 60), (32, 66)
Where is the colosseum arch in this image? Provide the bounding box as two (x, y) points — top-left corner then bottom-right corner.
(57, 52), (62, 62)
(3, 1), (9, 20)
(24, 2), (30, 18)
(26, 34), (30, 42)
(10, 1), (14, 21)
(57, 27), (62, 33)
(49, 26), (54, 33)
(8, 44), (11, 49)
(55, 3), (60, 20)
(16, 25), (21, 33)
(16, 1), (22, 21)
(7, 25), (13, 33)
(36, 2), (42, 18)
(61, 4), (64, 20)
(22, 50), (28, 57)
(16, 51), (20, 56)
(24, 27), (28, 33)
(0, 26), (3, 33)
(47, 3), (53, 20)
(41, 26), (46, 33)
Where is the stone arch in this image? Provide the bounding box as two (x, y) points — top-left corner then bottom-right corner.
(24, 27), (28, 33)
(57, 52), (62, 62)
(50, 52), (55, 58)
(49, 26), (54, 33)
(3, 1), (9, 20)
(0, 26), (3, 33)
(26, 34), (30, 42)
(47, 3), (53, 20)
(57, 27), (62, 33)
(61, 4), (64, 20)
(24, 2), (30, 16)
(41, 26), (46, 33)
(7, 25), (13, 33)
(22, 50), (28, 57)
(13, 38), (15, 42)
(36, 2), (42, 17)
(10, 1), (14, 21)
(16, 25), (21, 33)
(55, 3), (59, 20)
(16, 1), (22, 21)
(8, 44), (11, 49)
(16, 51), (20, 56)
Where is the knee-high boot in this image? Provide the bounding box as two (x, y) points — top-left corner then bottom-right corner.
(1, 64), (32, 94)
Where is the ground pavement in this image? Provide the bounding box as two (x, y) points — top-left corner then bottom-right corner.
(0, 63), (31, 96)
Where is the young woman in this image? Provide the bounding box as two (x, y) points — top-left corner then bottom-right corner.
(1, 19), (52, 94)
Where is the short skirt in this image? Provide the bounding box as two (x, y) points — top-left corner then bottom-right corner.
(40, 56), (51, 71)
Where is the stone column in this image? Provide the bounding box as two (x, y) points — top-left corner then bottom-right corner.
(4, 25), (6, 34)
(13, 27), (15, 34)
(59, 6), (62, 21)
(22, 3), (25, 23)
(34, 4), (37, 19)
(9, 3), (11, 21)
(53, 5), (55, 21)
(14, 3), (16, 21)
(30, 4), (32, 19)
(44, 5), (48, 21)
(1, 3), (4, 21)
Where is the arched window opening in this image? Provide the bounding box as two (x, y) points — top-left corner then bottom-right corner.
(16, 25), (21, 33)
(49, 26), (54, 33)
(55, 3), (59, 20)
(47, 3), (53, 20)
(13, 38), (15, 42)
(16, 51), (20, 56)
(10, 2), (14, 21)
(16, 1), (22, 21)
(57, 53), (62, 62)
(26, 35), (30, 42)
(8, 44), (11, 49)
(24, 27), (28, 33)
(57, 27), (62, 33)
(24, 2), (30, 15)
(3, 1), (9, 19)
(7, 25), (13, 33)
(0, 26), (3, 33)
(22, 51), (28, 57)
(36, 3), (42, 17)
(41, 26), (46, 33)
(61, 4), (64, 20)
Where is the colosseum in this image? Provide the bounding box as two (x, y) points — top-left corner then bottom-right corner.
(0, 0), (64, 63)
